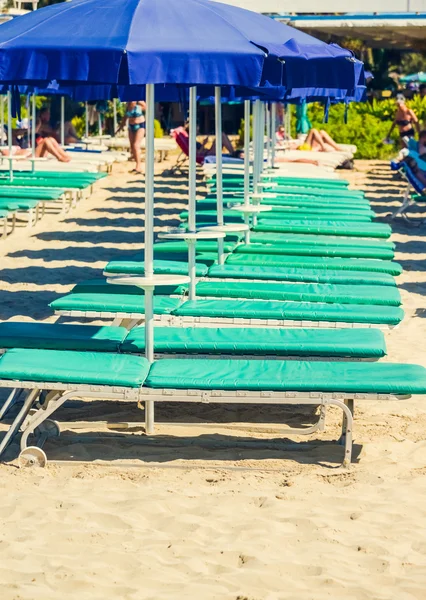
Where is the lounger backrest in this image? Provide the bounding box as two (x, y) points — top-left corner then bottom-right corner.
(171, 127), (205, 165)
(402, 163), (425, 195)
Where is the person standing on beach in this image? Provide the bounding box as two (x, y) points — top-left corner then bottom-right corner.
(116, 101), (146, 174)
(387, 94), (420, 147)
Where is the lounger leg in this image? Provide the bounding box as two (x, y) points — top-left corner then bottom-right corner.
(2, 217), (7, 239)
(145, 401), (155, 435)
(0, 388), (24, 421)
(393, 186), (414, 219)
(0, 388), (40, 460)
(329, 398), (353, 467)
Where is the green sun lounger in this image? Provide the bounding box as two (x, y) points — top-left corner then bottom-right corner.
(1, 349), (425, 466)
(208, 176), (350, 189)
(201, 197), (370, 210)
(104, 257), (397, 287)
(181, 210), (373, 224)
(0, 322), (387, 359)
(249, 233), (395, 250)
(104, 257), (209, 278)
(0, 176), (97, 190)
(207, 264), (397, 287)
(50, 293), (182, 315)
(0, 188), (66, 200)
(191, 281), (401, 306)
(253, 220), (391, 238)
(51, 293), (403, 327)
(72, 277), (401, 307)
(234, 242), (394, 260)
(0, 171), (105, 182)
(226, 253), (402, 276)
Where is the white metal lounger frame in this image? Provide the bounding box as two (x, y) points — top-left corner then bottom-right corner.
(54, 308), (396, 331)
(0, 378), (410, 468)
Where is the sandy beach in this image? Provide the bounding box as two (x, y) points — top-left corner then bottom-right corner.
(0, 158), (426, 599)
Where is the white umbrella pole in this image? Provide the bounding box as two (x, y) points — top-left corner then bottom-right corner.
(113, 98), (118, 134)
(144, 83), (155, 434)
(265, 103), (270, 169)
(7, 91), (13, 182)
(214, 86), (224, 264)
(271, 102), (276, 169)
(243, 99), (251, 244)
(85, 101), (89, 138)
(253, 99), (261, 193)
(60, 96), (65, 147)
(188, 85), (197, 301)
(98, 112), (103, 136)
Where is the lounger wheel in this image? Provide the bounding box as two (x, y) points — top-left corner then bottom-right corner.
(18, 446), (47, 469)
(35, 419), (61, 440)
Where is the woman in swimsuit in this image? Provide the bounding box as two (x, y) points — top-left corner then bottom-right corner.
(116, 101), (146, 174)
(387, 95), (420, 147)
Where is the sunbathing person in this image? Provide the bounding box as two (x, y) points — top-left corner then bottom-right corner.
(34, 108), (71, 162)
(401, 130), (426, 190)
(184, 123), (239, 157)
(298, 128), (342, 152)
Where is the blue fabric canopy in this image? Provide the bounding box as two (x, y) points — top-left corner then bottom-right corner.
(0, 0), (359, 89)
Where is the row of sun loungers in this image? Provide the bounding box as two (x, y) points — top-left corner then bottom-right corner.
(1, 163), (426, 469)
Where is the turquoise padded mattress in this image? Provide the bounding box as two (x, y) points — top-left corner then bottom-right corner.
(182, 210), (373, 224)
(249, 233), (395, 250)
(258, 212), (372, 223)
(174, 299), (403, 326)
(50, 293), (182, 315)
(207, 264), (397, 287)
(104, 257), (209, 278)
(1, 350), (425, 394)
(0, 188), (66, 200)
(226, 254), (403, 276)
(193, 281), (401, 306)
(0, 322), (128, 352)
(253, 220), (391, 238)
(234, 243), (394, 260)
(0, 322), (387, 359)
(0, 348), (149, 387)
(121, 326), (387, 358)
(145, 358), (426, 394)
(72, 279), (185, 297)
(201, 197), (370, 210)
(153, 240), (237, 254)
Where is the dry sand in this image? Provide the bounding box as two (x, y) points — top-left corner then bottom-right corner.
(0, 159), (426, 599)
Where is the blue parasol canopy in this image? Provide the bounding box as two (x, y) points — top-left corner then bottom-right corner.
(0, 0), (359, 89)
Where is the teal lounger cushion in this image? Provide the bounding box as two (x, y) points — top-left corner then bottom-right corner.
(0, 209), (9, 218)
(253, 220), (391, 238)
(249, 233), (395, 250)
(226, 254), (403, 276)
(193, 281), (401, 306)
(154, 240), (237, 254)
(0, 188), (66, 199)
(0, 348), (149, 387)
(257, 205), (375, 217)
(200, 198), (371, 210)
(121, 326), (387, 358)
(0, 322), (128, 352)
(207, 264), (397, 287)
(184, 210), (373, 224)
(234, 243), (394, 260)
(104, 257), (209, 277)
(174, 299), (403, 325)
(258, 212), (372, 223)
(146, 358), (426, 394)
(72, 279), (185, 296)
(50, 293), (182, 314)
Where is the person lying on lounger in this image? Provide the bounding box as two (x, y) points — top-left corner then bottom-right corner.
(1, 135), (71, 163)
(184, 123), (240, 157)
(298, 128), (342, 152)
(400, 130), (426, 190)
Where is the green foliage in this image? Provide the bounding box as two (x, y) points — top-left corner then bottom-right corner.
(237, 115), (253, 149)
(154, 119), (164, 138)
